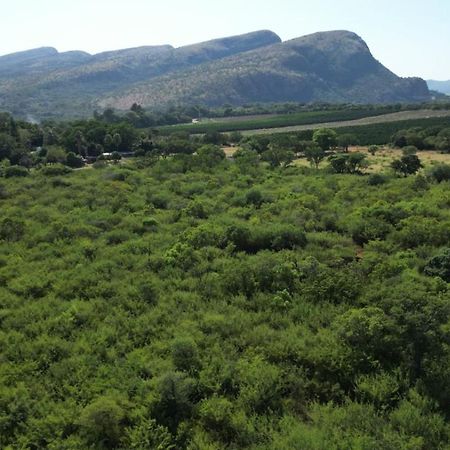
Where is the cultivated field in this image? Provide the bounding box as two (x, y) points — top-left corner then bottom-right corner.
(241, 109), (450, 136)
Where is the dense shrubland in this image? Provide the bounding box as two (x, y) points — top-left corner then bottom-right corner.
(0, 139), (450, 448)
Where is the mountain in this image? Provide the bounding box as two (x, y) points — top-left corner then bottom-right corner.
(0, 30), (430, 120)
(427, 80), (450, 95)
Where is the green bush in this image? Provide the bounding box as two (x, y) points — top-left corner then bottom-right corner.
(428, 164), (450, 183)
(424, 248), (450, 282)
(4, 165), (28, 177)
(39, 164), (72, 176)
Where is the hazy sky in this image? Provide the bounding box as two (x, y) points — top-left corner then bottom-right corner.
(1, 0), (448, 79)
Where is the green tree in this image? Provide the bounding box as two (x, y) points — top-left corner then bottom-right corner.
(304, 144), (326, 169)
(337, 133), (358, 152)
(124, 418), (174, 450)
(261, 145), (294, 168)
(66, 152), (84, 168)
(112, 133), (122, 151)
(428, 164), (450, 183)
(402, 145), (418, 156)
(45, 147), (67, 164)
(233, 147), (260, 173)
(424, 248), (450, 282)
(79, 396), (127, 448)
(313, 128), (338, 151)
(75, 130), (86, 157)
(197, 145), (226, 168)
(104, 133), (113, 151)
(0, 133), (16, 161)
(329, 153), (368, 174)
(391, 154), (422, 177)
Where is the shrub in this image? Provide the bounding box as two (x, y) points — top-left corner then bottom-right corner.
(424, 248), (450, 282)
(171, 338), (200, 373)
(137, 281), (158, 305)
(428, 164), (450, 183)
(367, 173), (387, 186)
(79, 396), (126, 448)
(0, 218), (25, 241)
(4, 165), (28, 177)
(66, 152), (84, 168)
(39, 164), (72, 176)
(244, 189), (264, 208)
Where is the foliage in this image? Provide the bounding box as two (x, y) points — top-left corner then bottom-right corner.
(424, 248), (450, 282)
(313, 128), (338, 151)
(304, 144), (326, 169)
(0, 120), (449, 449)
(428, 164), (450, 183)
(329, 152), (368, 174)
(391, 154), (422, 176)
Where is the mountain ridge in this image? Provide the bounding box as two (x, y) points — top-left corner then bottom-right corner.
(0, 30), (430, 119)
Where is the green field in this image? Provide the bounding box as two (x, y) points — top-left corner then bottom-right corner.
(157, 108), (395, 134)
(243, 115), (450, 146)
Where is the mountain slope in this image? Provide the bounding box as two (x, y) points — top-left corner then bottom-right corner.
(0, 30), (281, 119)
(0, 30), (430, 119)
(101, 31), (429, 110)
(427, 80), (450, 95)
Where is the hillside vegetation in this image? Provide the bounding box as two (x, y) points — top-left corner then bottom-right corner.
(0, 30), (430, 120)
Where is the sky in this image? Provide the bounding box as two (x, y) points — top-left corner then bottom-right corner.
(1, 0), (449, 80)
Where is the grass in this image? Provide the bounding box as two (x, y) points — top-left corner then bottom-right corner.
(291, 146), (450, 172)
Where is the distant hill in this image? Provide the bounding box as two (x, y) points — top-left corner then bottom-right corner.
(427, 80), (450, 95)
(0, 30), (430, 120)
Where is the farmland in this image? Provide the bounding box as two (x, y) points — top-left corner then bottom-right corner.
(158, 108), (450, 136)
(158, 107), (397, 134)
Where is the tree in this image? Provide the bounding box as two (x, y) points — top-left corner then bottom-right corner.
(368, 145), (379, 156)
(313, 128), (338, 151)
(45, 147), (67, 164)
(130, 103), (144, 114)
(428, 164), (450, 183)
(203, 131), (225, 145)
(111, 151), (122, 164)
(104, 133), (113, 151)
(329, 153), (368, 174)
(337, 133), (358, 152)
(75, 130), (86, 157)
(66, 152), (84, 168)
(153, 372), (196, 433)
(233, 147), (260, 173)
(79, 396), (126, 448)
(0, 133), (16, 161)
(112, 133), (122, 151)
(124, 418), (173, 450)
(197, 145), (225, 168)
(391, 154), (422, 177)
(229, 131), (243, 144)
(261, 145), (295, 168)
(424, 248), (450, 282)
(402, 145), (418, 156)
(304, 144), (326, 169)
